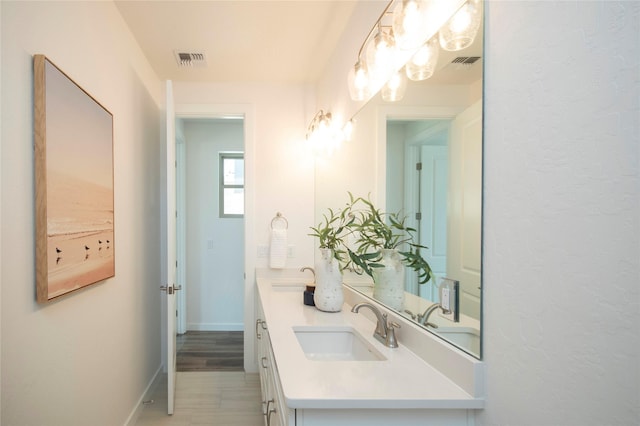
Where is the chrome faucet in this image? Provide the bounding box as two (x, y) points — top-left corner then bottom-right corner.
(300, 266), (315, 281)
(351, 302), (400, 348)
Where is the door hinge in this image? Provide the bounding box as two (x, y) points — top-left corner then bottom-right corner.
(416, 162), (422, 171)
(415, 212), (422, 220)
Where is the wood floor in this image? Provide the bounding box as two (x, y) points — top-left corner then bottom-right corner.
(135, 372), (263, 426)
(135, 331), (260, 425)
(177, 331), (244, 372)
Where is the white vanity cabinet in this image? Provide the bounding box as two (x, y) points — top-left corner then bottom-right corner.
(256, 306), (294, 426)
(255, 275), (484, 426)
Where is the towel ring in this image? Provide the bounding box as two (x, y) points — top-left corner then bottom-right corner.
(271, 212), (288, 229)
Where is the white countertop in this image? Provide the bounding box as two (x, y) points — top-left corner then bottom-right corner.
(256, 277), (484, 410)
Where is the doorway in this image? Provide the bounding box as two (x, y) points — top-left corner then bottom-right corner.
(175, 117), (245, 371)
(387, 119), (450, 302)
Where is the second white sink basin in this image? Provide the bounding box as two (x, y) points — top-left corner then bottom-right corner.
(293, 326), (387, 361)
(437, 326), (481, 355)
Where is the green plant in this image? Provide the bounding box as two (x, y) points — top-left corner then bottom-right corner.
(344, 194), (434, 285)
(308, 201), (356, 264)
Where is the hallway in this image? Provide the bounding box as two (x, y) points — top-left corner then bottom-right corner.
(177, 331), (244, 372)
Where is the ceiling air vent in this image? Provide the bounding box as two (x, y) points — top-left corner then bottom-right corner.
(174, 51), (207, 68)
(452, 56), (481, 65)
(447, 56), (481, 71)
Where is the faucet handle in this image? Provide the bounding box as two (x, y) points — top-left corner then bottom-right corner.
(386, 321), (401, 348)
(375, 312), (389, 337)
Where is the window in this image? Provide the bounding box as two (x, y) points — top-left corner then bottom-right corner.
(219, 153), (244, 217)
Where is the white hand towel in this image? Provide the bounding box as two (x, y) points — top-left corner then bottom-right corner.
(269, 228), (287, 269)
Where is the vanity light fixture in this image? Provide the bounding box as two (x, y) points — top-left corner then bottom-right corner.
(347, 0), (395, 102)
(347, 60), (370, 101)
(439, 0), (482, 51)
(347, 0), (481, 102)
(381, 68), (407, 102)
(365, 22), (397, 81)
(392, 0), (429, 50)
(306, 110), (352, 157)
(405, 36), (440, 81)
(306, 110), (332, 141)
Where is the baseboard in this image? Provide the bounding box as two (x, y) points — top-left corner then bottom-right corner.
(186, 322), (244, 331)
(124, 364), (163, 426)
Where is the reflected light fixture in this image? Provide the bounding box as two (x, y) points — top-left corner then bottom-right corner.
(347, 0), (395, 102)
(366, 23), (396, 80)
(348, 0), (482, 102)
(439, 0), (482, 51)
(381, 68), (407, 102)
(405, 36), (439, 81)
(392, 0), (428, 50)
(348, 60), (369, 101)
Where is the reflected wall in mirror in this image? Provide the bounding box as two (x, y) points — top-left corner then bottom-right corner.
(314, 7), (483, 359)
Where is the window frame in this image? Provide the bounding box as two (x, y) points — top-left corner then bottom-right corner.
(219, 152), (244, 218)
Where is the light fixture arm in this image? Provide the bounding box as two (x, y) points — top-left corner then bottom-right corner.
(356, 0), (395, 60)
(306, 109), (332, 140)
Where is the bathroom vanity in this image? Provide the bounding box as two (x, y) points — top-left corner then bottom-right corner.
(255, 269), (484, 426)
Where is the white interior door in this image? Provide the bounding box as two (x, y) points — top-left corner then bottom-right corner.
(419, 145), (449, 300)
(164, 79), (178, 415)
(447, 100), (482, 320)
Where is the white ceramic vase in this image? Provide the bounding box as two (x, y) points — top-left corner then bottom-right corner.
(313, 248), (344, 312)
(372, 248), (406, 311)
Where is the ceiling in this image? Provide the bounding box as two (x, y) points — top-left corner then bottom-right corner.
(115, 1), (482, 87)
(114, 1), (359, 84)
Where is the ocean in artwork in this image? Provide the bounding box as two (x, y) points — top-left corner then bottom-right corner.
(46, 171), (114, 298)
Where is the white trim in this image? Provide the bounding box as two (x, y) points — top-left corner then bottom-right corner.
(124, 364), (163, 426)
(176, 135), (187, 335)
(376, 105), (464, 213)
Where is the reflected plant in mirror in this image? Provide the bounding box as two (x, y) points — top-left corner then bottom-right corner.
(342, 194), (433, 286)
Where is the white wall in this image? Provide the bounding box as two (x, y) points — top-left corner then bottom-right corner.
(184, 119), (244, 331)
(1, 2), (163, 425)
(480, 1), (639, 424)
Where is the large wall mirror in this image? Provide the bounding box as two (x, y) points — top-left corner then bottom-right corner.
(314, 4), (483, 359)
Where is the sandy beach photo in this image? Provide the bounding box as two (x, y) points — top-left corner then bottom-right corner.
(46, 171), (115, 298)
(35, 55), (114, 302)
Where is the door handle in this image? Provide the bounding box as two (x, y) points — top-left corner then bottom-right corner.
(160, 284), (181, 295)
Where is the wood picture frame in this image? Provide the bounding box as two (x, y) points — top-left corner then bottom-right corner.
(34, 55), (115, 303)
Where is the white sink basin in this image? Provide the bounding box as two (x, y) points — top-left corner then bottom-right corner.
(437, 327), (481, 355)
(293, 326), (386, 361)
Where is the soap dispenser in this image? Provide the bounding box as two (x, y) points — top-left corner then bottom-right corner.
(300, 266), (316, 306)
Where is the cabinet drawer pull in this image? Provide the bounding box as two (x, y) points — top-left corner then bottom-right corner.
(256, 319), (263, 339)
(267, 405), (277, 426)
(266, 399), (276, 426)
(261, 356), (268, 369)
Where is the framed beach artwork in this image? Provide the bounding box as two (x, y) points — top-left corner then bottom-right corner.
(34, 55), (115, 303)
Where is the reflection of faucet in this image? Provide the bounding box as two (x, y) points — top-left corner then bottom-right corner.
(300, 266), (315, 281)
(418, 303), (448, 328)
(351, 303), (400, 348)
